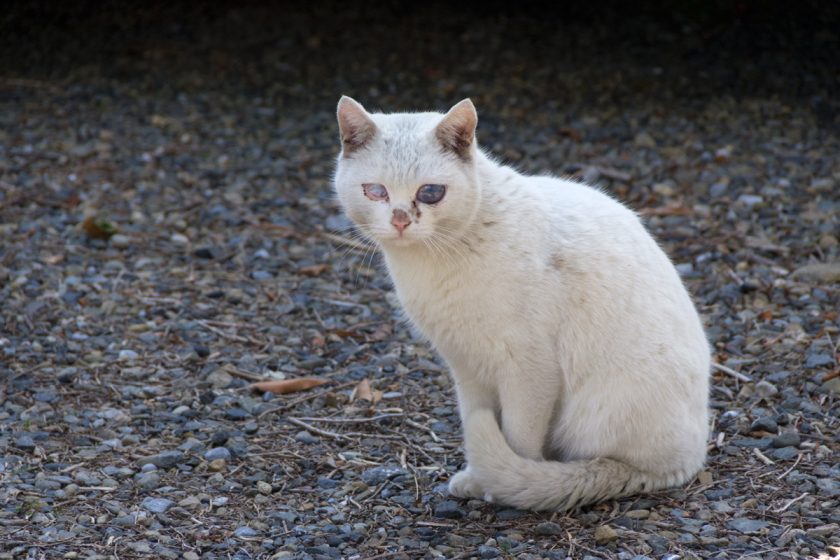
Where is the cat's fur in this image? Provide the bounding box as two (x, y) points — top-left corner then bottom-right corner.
(333, 96), (710, 511)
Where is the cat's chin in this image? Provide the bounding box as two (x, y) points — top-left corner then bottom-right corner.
(378, 235), (424, 249)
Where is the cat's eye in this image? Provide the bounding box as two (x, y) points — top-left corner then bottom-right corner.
(416, 184), (446, 205)
(363, 183), (389, 201)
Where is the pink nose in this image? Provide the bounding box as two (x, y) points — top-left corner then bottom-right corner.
(391, 209), (411, 233)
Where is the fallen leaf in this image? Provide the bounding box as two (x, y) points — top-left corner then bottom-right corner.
(250, 377), (328, 394)
(299, 264), (329, 276)
(82, 216), (118, 240)
(353, 378), (373, 402)
(558, 127), (583, 142)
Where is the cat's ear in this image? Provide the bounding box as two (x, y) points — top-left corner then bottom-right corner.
(337, 96), (377, 156)
(435, 98), (477, 160)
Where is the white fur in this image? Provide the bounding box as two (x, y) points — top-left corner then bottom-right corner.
(333, 97), (710, 511)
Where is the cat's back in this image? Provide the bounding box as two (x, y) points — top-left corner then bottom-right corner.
(501, 173), (659, 265)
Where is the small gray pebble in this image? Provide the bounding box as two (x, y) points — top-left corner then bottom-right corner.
(135, 472), (161, 491)
(225, 407), (250, 420)
(33, 391), (58, 403)
(772, 446), (799, 461)
(433, 501), (465, 519)
(535, 521), (564, 536)
(496, 509), (528, 520)
(141, 497), (174, 514)
(204, 447), (232, 461)
(234, 526), (260, 538)
(755, 380), (778, 398)
(361, 465), (407, 485)
(727, 518), (769, 534)
(772, 432), (800, 448)
(805, 353), (834, 369)
(118, 349), (139, 361)
(137, 450), (183, 469)
(294, 431), (319, 444)
(750, 417), (777, 433)
(15, 435), (36, 451)
(479, 545), (501, 559)
(110, 234), (130, 249)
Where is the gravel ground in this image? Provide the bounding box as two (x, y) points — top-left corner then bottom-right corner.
(1, 2), (839, 559)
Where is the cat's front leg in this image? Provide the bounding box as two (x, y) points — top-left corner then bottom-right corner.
(448, 374), (495, 500)
(498, 374), (557, 461)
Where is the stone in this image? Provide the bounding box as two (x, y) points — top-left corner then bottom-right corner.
(361, 465), (407, 485)
(204, 447), (232, 461)
(211, 431), (230, 446)
(535, 521), (564, 536)
(772, 432), (800, 448)
(140, 497), (174, 514)
(633, 131), (656, 148)
(170, 233), (189, 245)
(594, 525), (618, 544)
(257, 481), (273, 495)
(727, 518), (769, 534)
(207, 369), (233, 389)
(478, 545), (500, 558)
(137, 450), (183, 469)
(193, 247), (215, 259)
(495, 509), (527, 520)
(755, 380), (778, 398)
(806, 353), (834, 369)
(433, 501), (465, 519)
(737, 194), (763, 207)
(225, 407), (250, 420)
(118, 349), (139, 361)
(110, 234), (130, 249)
(14, 435), (36, 451)
(234, 526), (260, 538)
(625, 509), (651, 519)
(806, 524), (838, 538)
(821, 377), (840, 394)
(294, 431), (319, 444)
(817, 478), (840, 496)
(178, 496), (201, 509)
(135, 472), (160, 492)
(772, 447), (799, 461)
(750, 417), (778, 433)
(792, 262), (840, 283)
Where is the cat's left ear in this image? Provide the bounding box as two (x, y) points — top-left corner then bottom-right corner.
(435, 99), (477, 160)
(337, 96), (377, 156)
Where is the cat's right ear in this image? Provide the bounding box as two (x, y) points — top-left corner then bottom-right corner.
(435, 99), (478, 160)
(337, 96), (377, 156)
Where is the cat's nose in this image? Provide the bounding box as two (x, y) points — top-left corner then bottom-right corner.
(391, 209), (412, 233)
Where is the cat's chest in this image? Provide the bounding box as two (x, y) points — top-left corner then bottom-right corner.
(385, 254), (525, 347)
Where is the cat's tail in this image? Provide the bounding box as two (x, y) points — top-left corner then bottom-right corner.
(465, 409), (676, 511)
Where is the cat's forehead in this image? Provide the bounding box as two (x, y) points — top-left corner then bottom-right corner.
(366, 112), (452, 184)
(372, 112), (440, 143)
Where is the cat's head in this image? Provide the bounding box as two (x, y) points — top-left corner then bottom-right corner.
(333, 96), (482, 250)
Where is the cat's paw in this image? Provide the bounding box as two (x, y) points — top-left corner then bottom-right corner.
(448, 469), (484, 499)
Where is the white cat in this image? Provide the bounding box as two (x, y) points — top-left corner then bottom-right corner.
(333, 96), (710, 511)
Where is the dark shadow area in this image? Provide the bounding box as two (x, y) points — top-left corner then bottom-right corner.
(2, 0), (839, 121)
